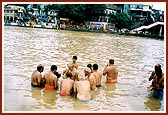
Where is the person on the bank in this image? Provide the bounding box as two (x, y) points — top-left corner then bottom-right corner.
(60, 72), (74, 96)
(147, 64), (164, 99)
(84, 67), (97, 91)
(103, 59), (118, 83)
(43, 65), (58, 90)
(74, 75), (91, 101)
(62, 63), (78, 81)
(92, 64), (103, 87)
(31, 64), (44, 87)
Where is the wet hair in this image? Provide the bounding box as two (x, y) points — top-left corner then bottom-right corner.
(66, 72), (72, 78)
(109, 59), (114, 64)
(93, 64), (98, 70)
(155, 64), (162, 78)
(72, 56), (77, 60)
(37, 64), (44, 72)
(87, 64), (92, 69)
(51, 65), (57, 71)
(54, 71), (61, 78)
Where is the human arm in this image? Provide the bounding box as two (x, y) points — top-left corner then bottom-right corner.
(149, 71), (155, 81)
(73, 82), (77, 93)
(54, 77), (58, 89)
(76, 63), (78, 70)
(103, 65), (108, 76)
(37, 74), (42, 86)
(62, 68), (67, 75)
(115, 68), (118, 79)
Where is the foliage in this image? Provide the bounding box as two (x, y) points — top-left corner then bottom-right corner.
(109, 12), (132, 30)
(56, 4), (106, 23)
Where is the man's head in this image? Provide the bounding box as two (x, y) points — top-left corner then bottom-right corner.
(93, 64), (98, 70)
(66, 72), (72, 78)
(109, 59), (114, 65)
(155, 64), (162, 77)
(84, 67), (91, 77)
(87, 63), (92, 69)
(37, 64), (44, 73)
(51, 65), (57, 72)
(54, 71), (61, 78)
(72, 56), (77, 62)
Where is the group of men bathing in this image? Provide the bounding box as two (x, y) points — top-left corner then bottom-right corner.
(31, 56), (118, 101)
(31, 55), (164, 100)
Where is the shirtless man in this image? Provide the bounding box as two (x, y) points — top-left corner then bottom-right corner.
(84, 67), (97, 91)
(71, 56), (78, 69)
(60, 72), (74, 96)
(92, 64), (103, 87)
(103, 59), (118, 83)
(62, 63), (78, 81)
(74, 76), (91, 101)
(31, 64), (44, 87)
(43, 65), (58, 90)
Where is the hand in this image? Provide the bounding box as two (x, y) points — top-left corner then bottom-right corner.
(147, 86), (153, 92)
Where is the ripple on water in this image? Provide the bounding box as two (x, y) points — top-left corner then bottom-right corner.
(3, 26), (165, 112)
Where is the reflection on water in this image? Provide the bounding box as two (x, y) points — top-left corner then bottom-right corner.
(3, 26), (165, 112)
(144, 92), (163, 111)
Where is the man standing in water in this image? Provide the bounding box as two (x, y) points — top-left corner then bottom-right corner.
(43, 65), (58, 90)
(74, 75), (91, 101)
(92, 64), (103, 87)
(60, 72), (74, 96)
(103, 59), (118, 83)
(71, 55), (78, 69)
(31, 64), (44, 87)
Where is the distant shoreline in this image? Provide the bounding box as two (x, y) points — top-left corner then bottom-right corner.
(4, 25), (164, 40)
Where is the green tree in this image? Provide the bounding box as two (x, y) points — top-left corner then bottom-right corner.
(57, 4), (106, 23)
(114, 12), (131, 31)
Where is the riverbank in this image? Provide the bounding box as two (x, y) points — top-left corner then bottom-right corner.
(4, 24), (164, 39)
(63, 27), (164, 39)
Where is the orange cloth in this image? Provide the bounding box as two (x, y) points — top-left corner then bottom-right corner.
(45, 84), (54, 90)
(106, 79), (118, 83)
(60, 93), (70, 96)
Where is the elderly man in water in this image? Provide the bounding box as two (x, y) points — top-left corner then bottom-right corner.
(103, 59), (118, 83)
(31, 64), (44, 87)
(74, 75), (91, 101)
(60, 72), (74, 96)
(84, 67), (97, 91)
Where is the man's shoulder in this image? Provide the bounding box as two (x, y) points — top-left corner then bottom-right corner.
(90, 74), (96, 80)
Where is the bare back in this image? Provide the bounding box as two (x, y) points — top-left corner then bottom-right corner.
(103, 65), (118, 80)
(31, 70), (42, 86)
(74, 80), (91, 101)
(60, 78), (74, 95)
(92, 71), (103, 86)
(44, 72), (58, 89)
(88, 74), (97, 91)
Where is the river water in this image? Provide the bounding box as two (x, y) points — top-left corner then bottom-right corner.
(3, 26), (165, 112)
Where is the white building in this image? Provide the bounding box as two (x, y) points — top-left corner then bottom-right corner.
(4, 5), (24, 22)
